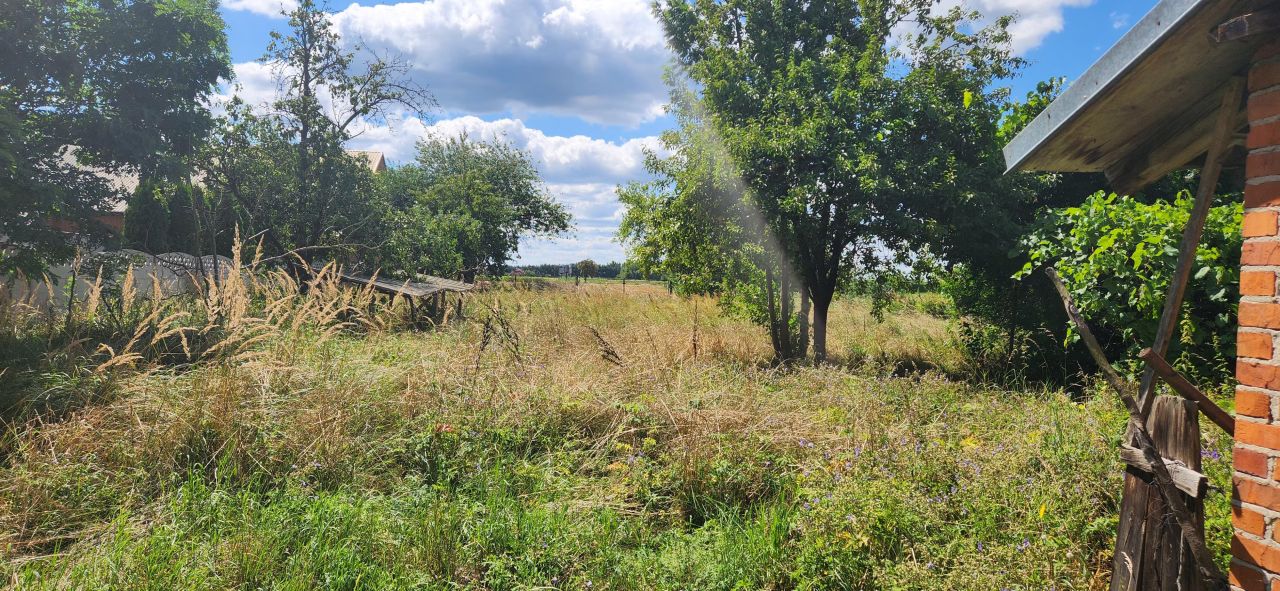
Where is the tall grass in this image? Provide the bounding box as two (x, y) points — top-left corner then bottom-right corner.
(0, 275), (1234, 589)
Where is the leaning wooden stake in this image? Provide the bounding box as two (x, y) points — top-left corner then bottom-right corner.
(1140, 348), (1235, 435)
(1137, 77), (1246, 418)
(1046, 268), (1226, 589)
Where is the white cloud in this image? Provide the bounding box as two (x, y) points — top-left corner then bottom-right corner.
(217, 62), (278, 109)
(328, 0), (669, 127)
(933, 0), (1094, 55)
(221, 0), (295, 18)
(216, 0), (1096, 264)
(1110, 12), (1131, 30)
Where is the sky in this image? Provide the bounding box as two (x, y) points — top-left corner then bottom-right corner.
(216, 0), (1161, 265)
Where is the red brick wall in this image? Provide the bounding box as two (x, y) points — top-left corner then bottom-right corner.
(1234, 39), (1280, 591)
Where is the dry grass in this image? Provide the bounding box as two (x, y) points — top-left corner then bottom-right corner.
(0, 276), (1235, 589)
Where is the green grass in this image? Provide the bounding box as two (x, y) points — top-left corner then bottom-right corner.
(0, 281), (1235, 590)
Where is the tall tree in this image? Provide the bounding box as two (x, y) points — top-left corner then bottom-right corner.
(0, 0), (230, 274)
(201, 0), (432, 259)
(576, 259), (599, 281)
(654, 0), (1021, 360)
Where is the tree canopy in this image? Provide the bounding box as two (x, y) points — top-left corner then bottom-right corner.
(641, 0), (1023, 360)
(0, 0), (230, 274)
(375, 135), (572, 280)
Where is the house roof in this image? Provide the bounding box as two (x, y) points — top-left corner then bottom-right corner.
(59, 147), (139, 213)
(1002, 0), (1268, 194)
(346, 150), (387, 173)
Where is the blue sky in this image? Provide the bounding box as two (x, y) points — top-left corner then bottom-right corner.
(216, 0), (1160, 265)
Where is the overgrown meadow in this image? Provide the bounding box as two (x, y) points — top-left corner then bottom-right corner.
(0, 269), (1235, 590)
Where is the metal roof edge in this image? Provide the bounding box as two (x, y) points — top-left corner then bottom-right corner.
(1002, 0), (1211, 173)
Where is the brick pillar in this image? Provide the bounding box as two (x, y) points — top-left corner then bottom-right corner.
(1233, 39), (1280, 591)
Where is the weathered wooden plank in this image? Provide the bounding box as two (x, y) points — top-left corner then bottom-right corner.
(1112, 468), (1149, 591)
(1140, 348), (1235, 435)
(1119, 445), (1207, 498)
(309, 264), (473, 298)
(1106, 98), (1248, 197)
(1151, 397), (1204, 591)
(1137, 76), (1246, 421)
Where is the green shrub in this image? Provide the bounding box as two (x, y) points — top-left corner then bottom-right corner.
(1017, 191), (1241, 383)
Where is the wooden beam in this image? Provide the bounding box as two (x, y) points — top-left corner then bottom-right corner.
(1046, 268), (1226, 589)
(1139, 348), (1236, 435)
(1137, 76), (1247, 420)
(1119, 445), (1207, 498)
(1213, 10), (1280, 44)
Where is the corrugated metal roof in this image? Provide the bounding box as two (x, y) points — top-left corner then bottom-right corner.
(1003, 0), (1264, 193)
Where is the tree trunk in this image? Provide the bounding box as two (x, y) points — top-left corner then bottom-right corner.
(798, 289), (810, 359)
(766, 266), (781, 358)
(1004, 280), (1021, 366)
(780, 270), (793, 360)
(812, 290), (832, 362)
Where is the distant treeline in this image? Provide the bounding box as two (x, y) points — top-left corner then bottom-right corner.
(512, 262), (655, 281)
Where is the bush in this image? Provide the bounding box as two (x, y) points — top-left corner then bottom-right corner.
(1017, 191), (1241, 383)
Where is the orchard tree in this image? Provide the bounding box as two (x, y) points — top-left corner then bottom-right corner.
(0, 0), (230, 273)
(370, 135), (571, 281)
(654, 0), (1022, 360)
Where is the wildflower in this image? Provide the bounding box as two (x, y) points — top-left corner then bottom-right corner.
(1018, 538), (1030, 552)
(1200, 449), (1221, 460)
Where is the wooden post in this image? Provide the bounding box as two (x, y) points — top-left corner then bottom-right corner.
(1113, 396), (1206, 590)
